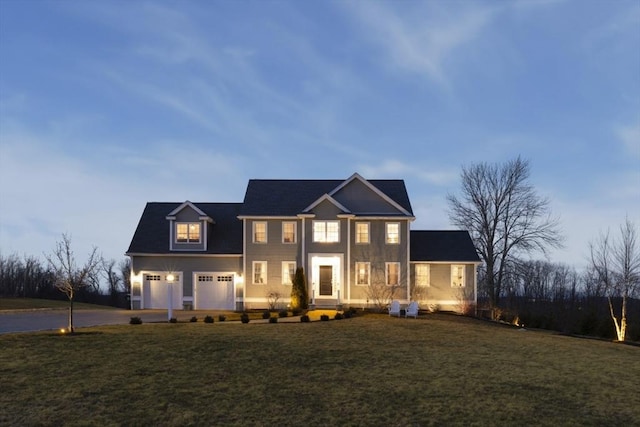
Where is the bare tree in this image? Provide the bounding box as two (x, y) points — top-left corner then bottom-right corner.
(119, 258), (131, 294)
(102, 259), (123, 305)
(45, 234), (101, 333)
(447, 156), (563, 309)
(589, 218), (640, 341)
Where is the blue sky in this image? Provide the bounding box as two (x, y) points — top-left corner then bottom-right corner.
(1, 0), (638, 270)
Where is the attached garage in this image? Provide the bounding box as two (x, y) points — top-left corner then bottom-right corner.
(143, 273), (182, 309)
(194, 273), (235, 310)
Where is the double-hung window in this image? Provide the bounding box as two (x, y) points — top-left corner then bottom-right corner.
(355, 222), (370, 244)
(386, 262), (400, 286)
(386, 223), (400, 244)
(176, 223), (200, 243)
(282, 262), (296, 285)
(253, 222), (267, 243)
(253, 261), (267, 284)
(451, 265), (465, 288)
(355, 262), (370, 286)
(282, 222), (296, 244)
(313, 221), (340, 243)
(415, 264), (430, 287)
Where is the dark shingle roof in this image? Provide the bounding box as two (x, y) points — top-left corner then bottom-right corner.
(127, 203), (243, 255)
(410, 230), (480, 262)
(240, 179), (413, 216)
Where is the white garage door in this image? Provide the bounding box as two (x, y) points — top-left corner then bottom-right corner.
(144, 274), (182, 309)
(195, 274), (234, 310)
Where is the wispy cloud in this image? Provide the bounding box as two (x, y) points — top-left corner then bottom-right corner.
(358, 159), (457, 187)
(615, 122), (640, 158)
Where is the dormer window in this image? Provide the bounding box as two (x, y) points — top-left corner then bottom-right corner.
(176, 222), (201, 243)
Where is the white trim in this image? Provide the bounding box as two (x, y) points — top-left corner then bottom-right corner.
(385, 222), (401, 245)
(252, 261), (268, 285)
(193, 271), (236, 310)
(303, 193), (351, 213)
(308, 253), (343, 299)
(238, 215), (300, 220)
(406, 221), (411, 298)
(301, 217), (306, 272)
(242, 219), (247, 308)
(282, 221), (297, 244)
(328, 173), (413, 216)
(175, 221), (202, 244)
(355, 261), (370, 286)
(167, 200), (208, 218)
(355, 221), (370, 244)
(385, 262), (401, 286)
(281, 261), (296, 285)
(347, 217), (351, 302)
(451, 264), (465, 288)
(253, 221), (268, 244)
(352, 216), (416, 221)
(414, 263), (430, 287)
(312, 220), (340, 243)
(409, 261), (482, 265)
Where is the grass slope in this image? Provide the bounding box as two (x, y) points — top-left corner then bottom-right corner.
(2, 314), (639, 426)
(0, 298), (117, 311)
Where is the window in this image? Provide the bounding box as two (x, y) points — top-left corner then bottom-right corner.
(253, 222), (267, 243)
(386, 262), (400, 286)
(355, 222), (370, 244)
(313, 221), (340, 242)
(386, 223), (400, 244)
(282, 222), (297, 243)
(176, 223), (200, 243)
(415, 264), (430, 287)
(355, 262), (370, 286)
(282, 262), (296, 285)
(451, 265), (465, 288)
(253, 261), (267, 284)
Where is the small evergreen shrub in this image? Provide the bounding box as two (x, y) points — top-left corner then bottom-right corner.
(269, 317), (278, 323)
(262, 310), (271, 319)
(278, 309), (288, 318)
(320, 314), (330, 321)
(169, 317), (178, 323)
(300, 314), (310, 323)
(292, 308), (302, 316)
(190, 316), (198, 323)
(129, 316), (142, 325)
(218, 315), (226, 322)
(240, 313), (250, 323)
(334, 312), (344, 320)
(204, 315), (214, 324)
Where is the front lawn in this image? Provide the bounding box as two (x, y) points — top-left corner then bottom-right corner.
(0, 297), (117, 311)
(1, 314), (638, 426)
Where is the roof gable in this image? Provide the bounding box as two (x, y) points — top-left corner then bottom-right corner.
(329, 173), (411, 216)
(303, 194), (351, 214)
(166, 201), (213, 223)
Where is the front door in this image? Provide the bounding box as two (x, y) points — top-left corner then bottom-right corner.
(319, 266), (333, 296)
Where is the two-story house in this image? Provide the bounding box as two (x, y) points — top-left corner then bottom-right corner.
(126, 173), (480, 312)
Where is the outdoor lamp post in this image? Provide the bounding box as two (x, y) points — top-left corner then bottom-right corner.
(167, 273), (175, 321)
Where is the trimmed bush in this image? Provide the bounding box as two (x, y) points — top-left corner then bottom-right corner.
(169, 317), (178, 323)
(218, 315), (226, 322)
(190, 316), (198, 323)
(203, 315), (214, 324)
(291, 308), (302, 316)
(240, 313), (250, 324)
(320, 314), (330, 321)
(262, 310), (271, 319)
(278, 310), (288, 318)
(129, 317), (142, 325)
(334, 312), (344, 320)
(269, 317), (278, 324)
(300, 314), (310, 323)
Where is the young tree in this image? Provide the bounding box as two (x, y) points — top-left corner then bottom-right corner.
(589, 218), (640, 341)
(447, 156), (562, 309)
(45, 234), (101, 333)
(290, 267), (309, 310)
(102, 258), (123, 306)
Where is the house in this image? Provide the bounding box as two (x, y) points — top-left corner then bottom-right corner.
(126, 173), (481, 312)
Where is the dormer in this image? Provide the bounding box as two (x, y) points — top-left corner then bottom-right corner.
(166, 201), (214, 251)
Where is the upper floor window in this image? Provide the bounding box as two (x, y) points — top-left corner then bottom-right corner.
(176, 223), (200, 243)
(355, 222), (370, 244)
(313, 221), (339, 243)
(415, 264), (430, 287)
(282, 222), (297, 244)
(386, 223), (400, 244)
(451, 265), (465, 288)
(386, 262), (400, 286)
(355, 262), (370, 286)
(253, 222), (267, 243)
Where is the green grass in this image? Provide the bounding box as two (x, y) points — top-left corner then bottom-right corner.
(0, 297), (117, 311)
(2, 314), (639, 426)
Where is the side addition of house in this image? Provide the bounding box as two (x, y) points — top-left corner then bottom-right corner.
(126, 173), (480, 312)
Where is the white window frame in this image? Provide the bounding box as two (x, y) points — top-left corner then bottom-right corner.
(355, 262), (370, 286)
(451, 265), (465, 288)
(253, 221), (267, 244)
(386, 222), (400, 245)
(176, 222), (201, 243)
(415, 264), (430, 287)
(386, 262), (400, 286)
(253, 261), (267, 284)
(281, 261), (296, 285)
(282, 221), (297, 244)
(355, 222), (370, 244)
(313, 220), (340, 243)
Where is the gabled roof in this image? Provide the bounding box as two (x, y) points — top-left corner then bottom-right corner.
(410, 230), (481, 262)
(240, 177), (413, 216)
(127, 202), (243, 255)
(328, 173), (412, 216)
(303, 194), (351, 214)
(166, 200), (213, 222)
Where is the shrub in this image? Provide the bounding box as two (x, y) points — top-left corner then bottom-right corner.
(190, 316), (198, 323)
(240, 313), (250, 324)
(320, 314), (330, 321)
(300, 314), (310, 323)
(203, 315), (214, 324)
(269, 317), (278, 324)
(291, 308), (302, 316)
(343, 311), (352, 319)
(334, 312), (344, 320)
(218, 315), (226, 322)
(262, 310), (271, 319)
(290, 267), (309, 310)
(278, 309), (288, 318)
(169, 317), (178, 323)
(129, 317), (142, 325)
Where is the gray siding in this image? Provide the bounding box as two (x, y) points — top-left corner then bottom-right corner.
(171, 206), (206, 251)
(411, 263), (476, 311)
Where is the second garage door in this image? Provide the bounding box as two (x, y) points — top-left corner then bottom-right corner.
(195, 274), (235, 310)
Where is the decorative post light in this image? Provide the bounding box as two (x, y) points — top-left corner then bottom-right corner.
(167, 273), (175, 322)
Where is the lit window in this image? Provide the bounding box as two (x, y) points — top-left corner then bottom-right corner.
(355, 262), (370, 286)
(451, 265), (465, 288)
(386, 223), (400, 244)
(415, 264), (430, 287)
(355, 222), (369, 244)
(313, 221), (340, 243)
(386, 262), (400, 286)
(282, 222), (297, 244)
(253, 222), (267, 243)
(282, 262), (296, 285)
(253, 261), (267, 284)
(176, 223), (200, 243)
